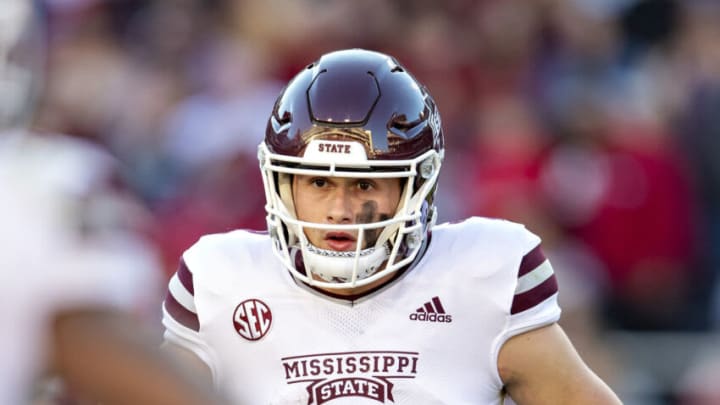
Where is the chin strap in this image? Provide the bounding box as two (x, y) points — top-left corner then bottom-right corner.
(292, 242), (390, 283)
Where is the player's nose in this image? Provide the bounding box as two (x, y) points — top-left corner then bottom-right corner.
(326, 186), (353, 224)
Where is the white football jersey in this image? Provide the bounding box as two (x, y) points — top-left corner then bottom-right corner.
(0, 131), (161, 405)
(163, 217), (560, 405)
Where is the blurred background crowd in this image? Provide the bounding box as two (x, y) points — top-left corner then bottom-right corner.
(24, 0), (720, 403)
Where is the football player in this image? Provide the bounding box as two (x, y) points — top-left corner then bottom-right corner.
(0, 1), (226, 403)
(163, 48), (622, 404)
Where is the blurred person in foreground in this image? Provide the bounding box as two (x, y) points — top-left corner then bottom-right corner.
(162, 49), (621, 404)
(0, 1), (226, 403)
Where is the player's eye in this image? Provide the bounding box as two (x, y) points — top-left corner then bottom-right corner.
(357, 180), (373, 191)
(310, 178), (328, 188)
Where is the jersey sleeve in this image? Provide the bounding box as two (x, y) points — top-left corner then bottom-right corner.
(504, 234), (561, 339)
(162, 257), (215, 372)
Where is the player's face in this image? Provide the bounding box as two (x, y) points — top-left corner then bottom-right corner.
(292, 175), (402, 251)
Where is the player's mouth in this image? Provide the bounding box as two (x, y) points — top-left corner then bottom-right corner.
(324, 232), (357, 251)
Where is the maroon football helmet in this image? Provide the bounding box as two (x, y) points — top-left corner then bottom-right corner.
(258, 49), (444, 289)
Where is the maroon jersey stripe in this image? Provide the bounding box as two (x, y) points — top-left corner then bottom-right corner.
(510, 274), (558, 315)
(518, 245), (546, 277)
(177, 258), (195, 296)
(164, 291), (200, 332)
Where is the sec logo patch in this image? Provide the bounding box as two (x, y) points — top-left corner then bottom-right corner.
(233, 299), (272, 341)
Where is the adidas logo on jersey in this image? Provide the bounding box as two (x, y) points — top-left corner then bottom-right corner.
(409, 296), (452, 323)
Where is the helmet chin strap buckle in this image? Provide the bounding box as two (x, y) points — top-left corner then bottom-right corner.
(419, 157), (436, 179)
(405, 230), (422, 250)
